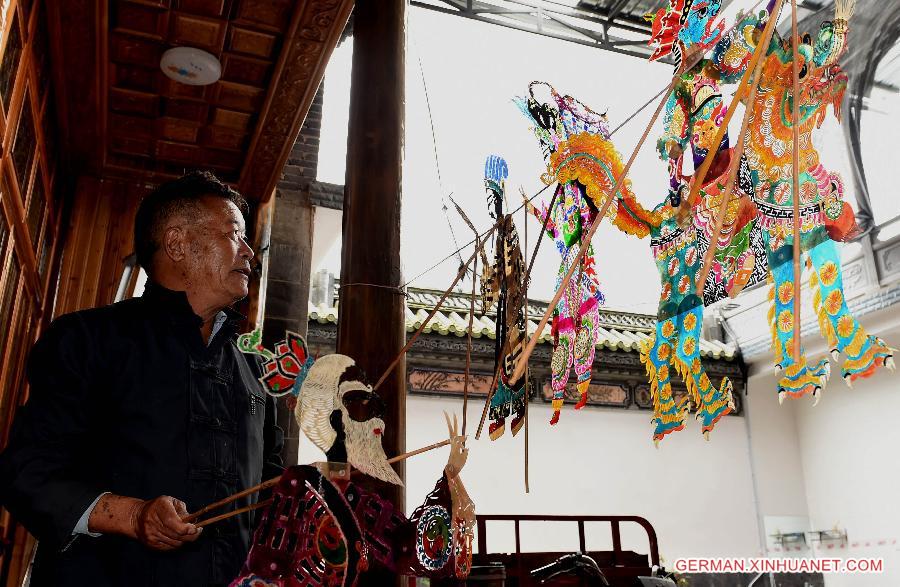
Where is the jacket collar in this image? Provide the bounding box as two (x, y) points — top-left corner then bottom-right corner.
(142, 282), (245, 328)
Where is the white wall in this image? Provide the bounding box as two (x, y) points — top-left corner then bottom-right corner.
(404, 395), (763, 564)
(793, 328), (900, 587)
(296, 393), (764, 563)
(794, 365), (900, 586)
(746, 311), (900, 587)
(744, 372), (809, 520)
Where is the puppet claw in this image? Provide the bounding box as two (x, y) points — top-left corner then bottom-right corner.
(831, 348), (840, 362)
(703, 431), (710, 441)
(574, 392), (589, 410)
(778, 390), (785, 405)
(812, 387), (821, 407)
(843, 374), (853, 388)
(886, 356), (896, 372)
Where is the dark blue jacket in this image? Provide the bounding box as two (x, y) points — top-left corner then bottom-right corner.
(0, 283), (283, 586)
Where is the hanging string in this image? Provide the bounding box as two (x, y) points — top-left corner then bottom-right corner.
(609, 86), (669, 137)
(523, 188), (530, 494)
(412, 32), (466, 270)
(461, 241), (478, 437)
(339, 282), (408, 297)
(450, 197), (483, 438)
(372, 222), (500, 392)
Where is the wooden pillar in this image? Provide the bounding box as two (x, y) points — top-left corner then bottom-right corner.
(262, 188), (314, 467)
(338, 0), (406, 519)
(262, 85), (327, 466)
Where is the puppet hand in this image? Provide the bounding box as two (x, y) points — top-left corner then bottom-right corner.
(443, 411), (468, 479)
(131, 496), (202, 551)
(675, 196), (694, 230)
(657, 139), (682, 162)
(667, 141), (684, 160)
(520, 187), (535, 210)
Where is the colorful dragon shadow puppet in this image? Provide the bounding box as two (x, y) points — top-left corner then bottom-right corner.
(518, 83), (734, 444)
(479, 155), (530, 441)
(517, 83), (605, 427)
(650, 0), (894, 400)
(737, 0), (895, 399)
(231, 330), (475, 585)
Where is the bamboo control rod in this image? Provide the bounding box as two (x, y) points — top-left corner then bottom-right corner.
(185, 438), (452, 526)
(695, 0), (786, 291)
(790, 0), (803, 360)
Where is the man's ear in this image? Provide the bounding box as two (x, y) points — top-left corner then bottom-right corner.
(163, 225), (187, 262)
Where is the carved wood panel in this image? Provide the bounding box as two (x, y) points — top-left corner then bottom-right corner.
(47, 0), (352, 200)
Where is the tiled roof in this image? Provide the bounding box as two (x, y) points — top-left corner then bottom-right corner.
(309, 286), (737, 361)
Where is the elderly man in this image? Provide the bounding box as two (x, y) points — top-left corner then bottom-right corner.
(0, 171), (283, 586)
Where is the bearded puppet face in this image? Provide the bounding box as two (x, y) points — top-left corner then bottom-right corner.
(241, 332), (405, 486)
(338, 378), (403, 486)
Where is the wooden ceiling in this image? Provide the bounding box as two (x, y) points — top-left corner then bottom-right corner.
(45, 0), (353, 201)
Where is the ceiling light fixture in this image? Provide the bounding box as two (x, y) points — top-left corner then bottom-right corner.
(160, 46), (222, 86)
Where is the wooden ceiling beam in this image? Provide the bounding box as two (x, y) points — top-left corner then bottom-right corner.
(238, 1), (353, 203)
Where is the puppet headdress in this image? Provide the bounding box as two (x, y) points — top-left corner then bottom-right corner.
(294, 353), (356, 453)
(515, 81), (609, 143)
(237, 328), (359, 453)
(646, 0), (724, 65)
(238, 329), (316, 397)
(646, 0), (689, 61)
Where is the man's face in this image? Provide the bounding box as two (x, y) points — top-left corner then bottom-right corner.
(183, 196), (254, 306)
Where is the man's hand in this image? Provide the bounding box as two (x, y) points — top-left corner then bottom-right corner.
(132, 496), (202, 551)
(88, 493), (201, 551)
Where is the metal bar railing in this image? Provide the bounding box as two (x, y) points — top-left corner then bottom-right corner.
(475, 514), (661, 568)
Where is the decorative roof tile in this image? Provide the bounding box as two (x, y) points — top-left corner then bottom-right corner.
(309, 285), (737, 360)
